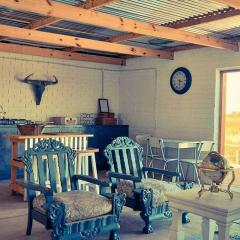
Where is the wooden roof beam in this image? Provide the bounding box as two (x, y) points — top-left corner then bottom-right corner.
(0, 24), (174, 59)
(26, 16), (59, 30)
(107, 8), (240, 43)
(80, 0), (120, 9)
(0, 0), (237, 51)
(210, 0), (240, 9)
(160, 35), (240, 53)
(0, 42), (126, 65)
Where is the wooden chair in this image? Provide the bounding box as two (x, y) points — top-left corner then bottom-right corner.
(21, 139), (126, 240)
(104, 137), (188, 234)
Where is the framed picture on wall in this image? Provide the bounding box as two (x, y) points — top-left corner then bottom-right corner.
(98, 98), (109, 112)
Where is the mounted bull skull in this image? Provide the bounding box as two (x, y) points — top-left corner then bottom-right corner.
(20, 73), (58, 105)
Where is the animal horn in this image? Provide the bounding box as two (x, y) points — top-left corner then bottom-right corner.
(44, 75), (58, 85)
(23, 73), (34, 83)
(52, 75), (58, 84)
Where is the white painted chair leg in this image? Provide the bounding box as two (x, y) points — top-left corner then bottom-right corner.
(202, 217), (215, 240)
(217, 222), (230, 240)
(169, 208), (185, 240)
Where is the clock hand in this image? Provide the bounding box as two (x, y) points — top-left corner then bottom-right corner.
(178, 79), (182, 88)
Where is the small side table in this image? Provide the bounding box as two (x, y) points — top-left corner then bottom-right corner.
(166, 188), (240, 240)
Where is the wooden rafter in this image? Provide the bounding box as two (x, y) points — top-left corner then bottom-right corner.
(162, 34), (240, 52)
(80, 0), (120, 9)
(161, 44), (205, 52)
(26, 16), (59, 30)
(107, 8), (240, 42)
(0, 42), (126, 65)
(0, 0), (237, 51)
(0, 24), (174, 59)
(210, 0), (240, 9)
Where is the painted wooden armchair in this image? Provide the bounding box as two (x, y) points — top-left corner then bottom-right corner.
(105, 137), (188, 234)
(21, 139), (126, 240)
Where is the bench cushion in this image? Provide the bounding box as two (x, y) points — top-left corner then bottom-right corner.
(33, 190), (112, 223)
(117, 178), (179, 207)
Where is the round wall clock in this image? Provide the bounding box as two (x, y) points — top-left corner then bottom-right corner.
(170, 67), (192, 94)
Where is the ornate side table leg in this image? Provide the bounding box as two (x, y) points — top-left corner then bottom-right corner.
(202, 217), (215, 240)
(169, 208), (184, 240)
(216, 222), (230, 240)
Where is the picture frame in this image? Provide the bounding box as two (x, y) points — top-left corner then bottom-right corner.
(98, 98), (109, 113)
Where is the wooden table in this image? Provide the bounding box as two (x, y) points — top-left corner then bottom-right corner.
(166, 188), (240, 240)
(5, 133), (95, 195)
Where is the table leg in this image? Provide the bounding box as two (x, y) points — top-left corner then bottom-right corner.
(202, 217), (215, 240)
(10, 142), (17, 193)
(90, 152), (99, 193)
(177, 148), (180, 182)
(216, 222), (230, 240)
(169, 208), (184, 240)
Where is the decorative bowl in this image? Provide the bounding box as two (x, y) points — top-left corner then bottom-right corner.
(17, 124), (45, 136)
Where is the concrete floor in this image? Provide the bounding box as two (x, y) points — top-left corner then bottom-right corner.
(0, 181), (239, 240)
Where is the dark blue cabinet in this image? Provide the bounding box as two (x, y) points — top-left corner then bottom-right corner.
(85, 125), (129, 169)
(0, 125), (129, 180)
(0, 126), (18, 180)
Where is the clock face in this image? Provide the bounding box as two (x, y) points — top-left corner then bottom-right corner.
(170, 67), (192, 94)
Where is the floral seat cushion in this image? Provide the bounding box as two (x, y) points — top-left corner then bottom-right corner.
(117, 178), (179, 207)
(33, 190), (112, 223)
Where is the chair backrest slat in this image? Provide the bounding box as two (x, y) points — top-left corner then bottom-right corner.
(114, 149), (123, 174)
(105, 137), (144, 179)
(57, 152), (68, 192)
(36, 154), (46, 187)
(129, 148), (139, 177)
(122, 149), (130, 175)
(47, 153), (58, 193)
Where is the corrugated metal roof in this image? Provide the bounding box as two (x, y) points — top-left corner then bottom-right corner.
(184, 15), (240, 38)
(41, 20), (126, 40)
(0, 0), (239, 56)
(0, 6), (45, 23)
(97, 0), (228, 25)
(122, 36), (184, 49)
(54, 0), (84, 5)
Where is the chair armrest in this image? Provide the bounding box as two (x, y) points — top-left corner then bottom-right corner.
(19, 180), (53, 195)
(107, 171), (141, 183)
(73, 175), (109, 187)
(143, 167), (180, 177)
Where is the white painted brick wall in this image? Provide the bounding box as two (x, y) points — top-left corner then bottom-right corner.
(1, 46), (240, 145)
(120, 47), (240, 145)
(102, 70), (119, 114)
(119, 69), (156, 137)
(0, 52), (120, 122)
